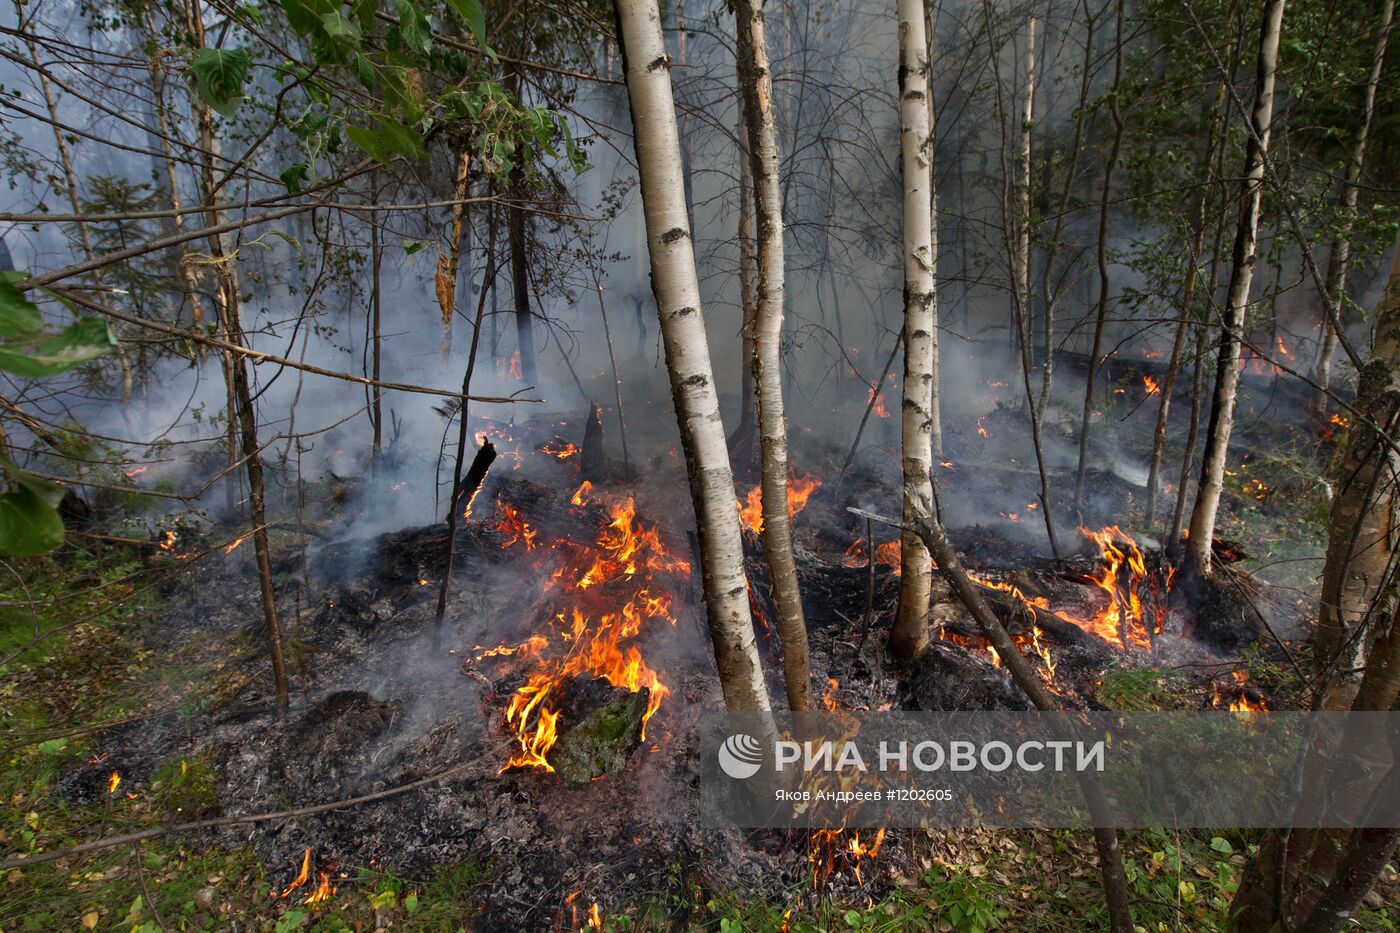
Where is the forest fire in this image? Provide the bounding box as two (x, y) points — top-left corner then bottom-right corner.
(737, 474), (822, 534)
(868, 383), (890, 418)
(1143, 375), (1160, 395)
(472, 476), (689, 775)
(976, 416), (990, 439)
(541, 437), (581, 460)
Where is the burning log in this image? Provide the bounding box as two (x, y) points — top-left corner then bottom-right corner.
(449, 437), (498, 523)
(545, 677), (651, 785)
(580, 403), (605, 482)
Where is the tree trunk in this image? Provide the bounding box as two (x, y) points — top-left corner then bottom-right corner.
(508, 162), (537, 386)
(1187, 0), (1286, 576)
(1311, 0), (1395, 416)
(923, 0), (942, 458)
(726, 89), (759, 476)
(370, 175), (383, 460)
(1036, 1), (1097, 422)
(142, 7), (204, 327)
(614, 0), (771, 713)
(891, 0), (937, 662)
(1073, 0), (1125, 514)
(437, 151), (472, 355)
(187, 0), (288, 712)
(733, 0), (810, 710)
(1146, 70), (1229, 529)
(1012, 10), (1036, 362)
(1315, 229), (1400, 709)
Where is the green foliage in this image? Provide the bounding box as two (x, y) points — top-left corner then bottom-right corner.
(187, 47), (252, 117)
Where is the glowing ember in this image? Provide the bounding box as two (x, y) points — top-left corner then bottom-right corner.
(124, 466), (147, 477)
(418, 578), (429, 586)
(1214, 670), (1268, 712)
(1330, 413), (1349, 427)
(1143, 375), (1161, 395)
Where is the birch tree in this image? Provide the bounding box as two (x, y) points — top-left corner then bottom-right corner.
(1186, 0), (1286, 576)
(614, 0), (771, 712)
(1310, 0), (1395, 415)
(733, 0), (810, 709)
(890, 0), (937, 661)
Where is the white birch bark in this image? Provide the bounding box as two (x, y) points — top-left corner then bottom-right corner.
(1187, 0), (1286, 575)
(1312, 0), (1395, 414)
(615, 0), (771, 712)
(891, 0), (937, 661)
(733, 0), (810, 710)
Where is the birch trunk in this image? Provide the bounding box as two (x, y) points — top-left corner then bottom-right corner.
(614, 0), (771, 712)
(923, 0), (942, 458)
(1012, 11), (1036, 361)
(733, 0), (810, 709)
(726, 91), (759, 477)
(891, 0), (937, 661)
(1315, 229), (1400, 709)
(1187, 0), (1286, 576)
(1311, 0), (1394, 415)
(1146, 71), (1229, 529)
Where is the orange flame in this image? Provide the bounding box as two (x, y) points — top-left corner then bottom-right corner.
(107, 771), (121, 795)
(976, 416), (989, 439)
(542, 438), (581, 460)
(570, 480), (593, 506)
(304, 872), (335, 906)
(1143, 375), (1161, 396)
(223, 533), (251, 554)
(280, 849), (312, 898)
(494, 498), (540, 551)
(869, 383), (890, 419)
(478, 493), (688, 774)
(737, 474), (822, 535)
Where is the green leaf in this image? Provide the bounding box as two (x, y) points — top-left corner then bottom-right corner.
(376, 121), (423, 159)
(0, 317), (116, 378)
(0, 459), (65, 556)
(345, 124), (387, 163)
(1210, 836), (1234, 855)
(320, 10), (362, 43)
(402, 239), (425, 255)
(0, 272), (44, 338)
(188, 48), (251, 118)
(445, 0), (486, 46)
(279, 162), (310, 194)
